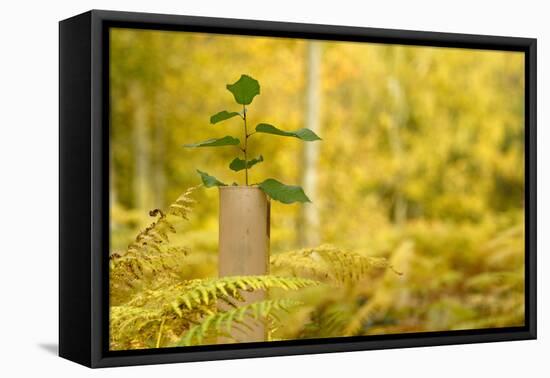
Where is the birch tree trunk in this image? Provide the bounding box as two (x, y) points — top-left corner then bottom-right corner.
(130, 82), (152, 212)
(297, 41), (322, 247)
(153, 91), (166, 208)
(387, 76), (408, 226)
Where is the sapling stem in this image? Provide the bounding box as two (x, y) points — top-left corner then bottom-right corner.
(243, 104), (249, 186)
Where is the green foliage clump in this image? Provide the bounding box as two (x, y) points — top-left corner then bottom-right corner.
(184, 74), (321, 204)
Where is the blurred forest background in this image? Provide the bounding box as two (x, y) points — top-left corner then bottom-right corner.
(109, 28), (525, 347)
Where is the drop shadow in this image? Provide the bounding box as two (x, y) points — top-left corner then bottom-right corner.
(38, 343), (58, 355)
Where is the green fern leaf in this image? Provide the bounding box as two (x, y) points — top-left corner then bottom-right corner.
(179, 299), (303, 346)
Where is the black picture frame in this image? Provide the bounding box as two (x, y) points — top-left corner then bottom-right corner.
(59, 9), (537, 368)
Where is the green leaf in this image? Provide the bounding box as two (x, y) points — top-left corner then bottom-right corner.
(229, 155), (264, 172)
(210, 110), (241, 124)
(226, 75), (260, 105)
(255, 123), (321, 141)
(183, 136), (240, 148)
(258, 178), (311, 204)
(197, 170), (226, 187)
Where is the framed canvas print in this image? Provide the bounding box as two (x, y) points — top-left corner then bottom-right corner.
(59, 10), (537, 368)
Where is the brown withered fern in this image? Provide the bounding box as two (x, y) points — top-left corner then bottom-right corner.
(110, 186), (198, 306)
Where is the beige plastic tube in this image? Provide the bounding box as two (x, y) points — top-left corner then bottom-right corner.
(218, 186), (270, 343)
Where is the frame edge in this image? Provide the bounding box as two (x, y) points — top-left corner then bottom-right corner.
(77, 9), (537, 368)
(59, 10), (94, 368)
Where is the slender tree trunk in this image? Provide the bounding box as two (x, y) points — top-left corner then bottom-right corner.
(130, 82), (152, 212)
(297, 41), (322, 247)
(153, 91), (166, 208)
(387, 76), (408, 226)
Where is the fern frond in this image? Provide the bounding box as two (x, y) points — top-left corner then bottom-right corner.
(110, 305), (164, 350)
(110, 186), (198, 305)
(167, 185), (199, 220)
(271, 244), (392, 285)
(116, 275), (319, 326)
(342, 241), (414, 335)
(171, 276), (320, 315)
(111, 305), (163, 337)
(300, 301), (359, 338)
(114, 185), (197, 264)
(179, 299), (303, 346)
(110, 302), (202, 350)
(110, 275), (318, 349)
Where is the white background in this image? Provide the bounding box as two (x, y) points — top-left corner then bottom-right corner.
(0, 0), (546, 376)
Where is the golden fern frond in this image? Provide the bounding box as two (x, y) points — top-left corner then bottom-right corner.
(124, 185), (198, 257)
(343, 241), (413, 335)
(301, 302), (358, 338)
(111, 275), (318, 350)
(110, 303), (200, 350)
(114, 185), (197, 262)
(111, 245), (189, 283)
(128, 209), (173, 254)
(110, 187), (198, 304)
(167, 185), (199, 219)
(179, 299), (303, 346)
(271, 244), (393, 285)
(110, 305), (166, 350)
(116, 275), (319, 326)
(171, 276), (321, 316)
